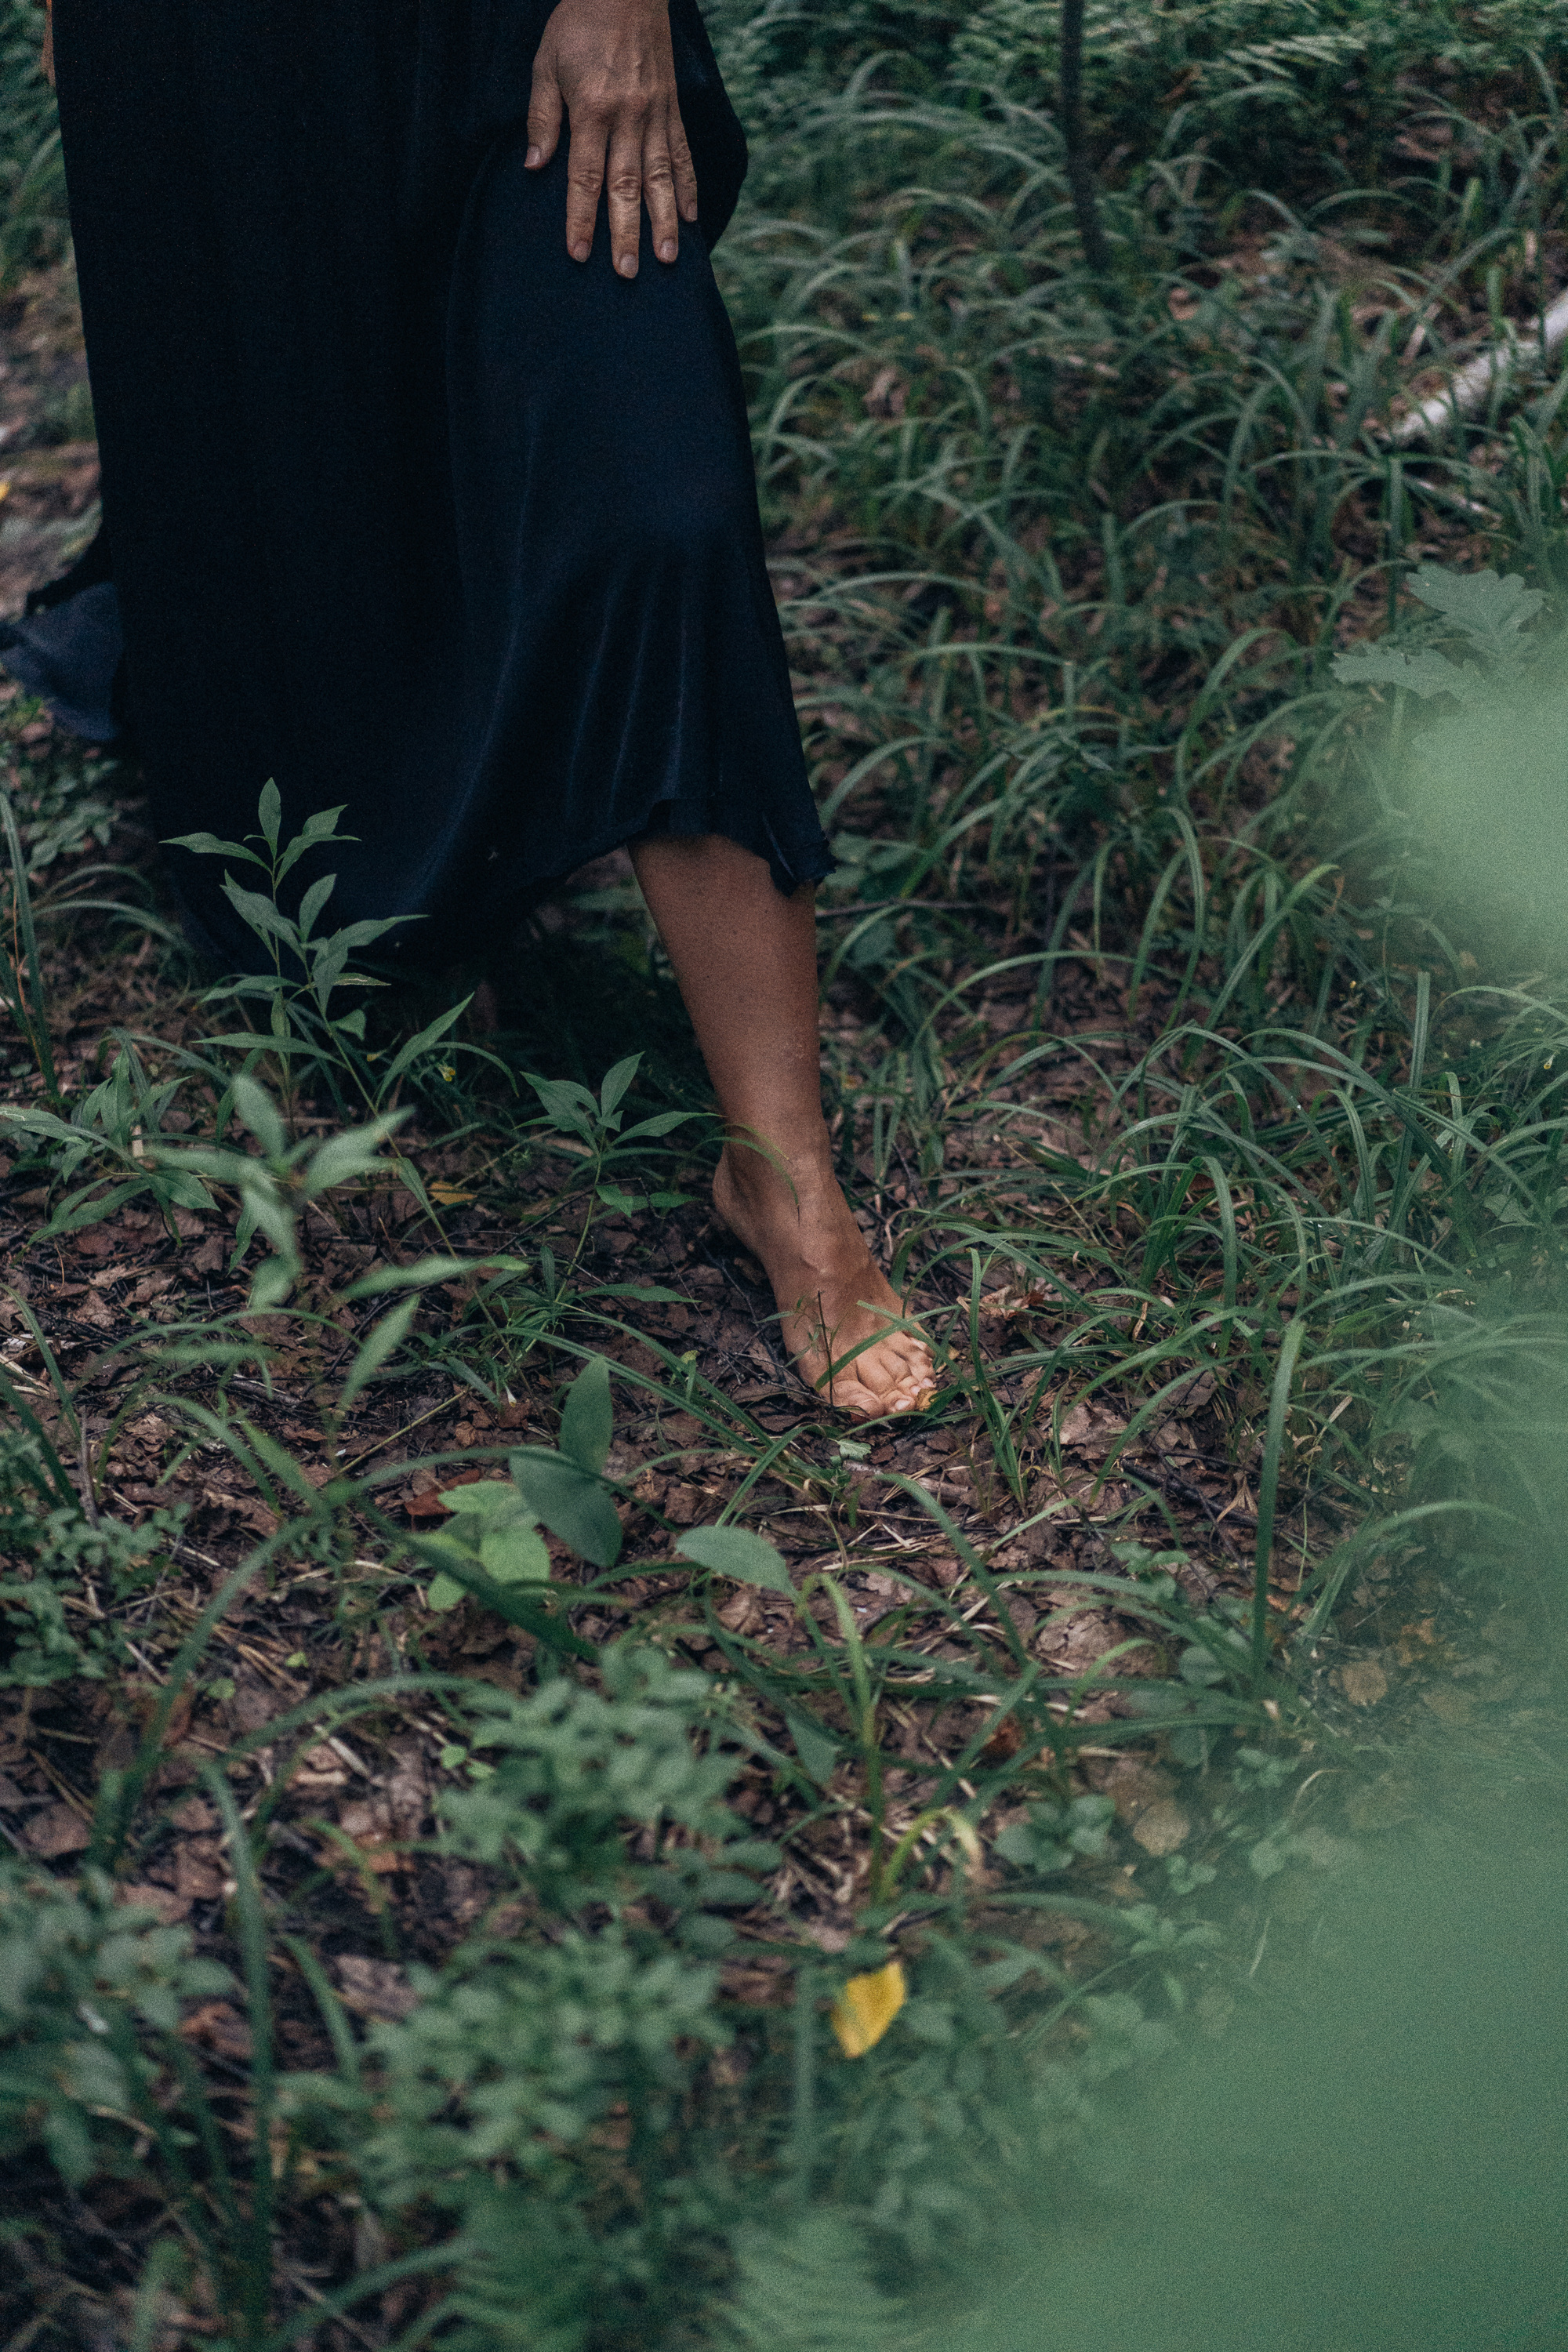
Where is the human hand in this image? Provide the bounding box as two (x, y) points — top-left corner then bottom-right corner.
(525, 0), (699, 279)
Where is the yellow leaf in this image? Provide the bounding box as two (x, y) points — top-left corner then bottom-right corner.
(829, 1959), (906, 2058)
(428, 1181), (475, 1206)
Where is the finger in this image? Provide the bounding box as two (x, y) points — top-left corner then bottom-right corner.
(643, 129), (681, 266)
(605, 120), (646, 279)
(525, 57), (564, 170)
(667, 100), (699, 224)
(564, 113), (609, 264)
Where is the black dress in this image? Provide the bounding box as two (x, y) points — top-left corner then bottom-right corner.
(38, 0), (829, 971)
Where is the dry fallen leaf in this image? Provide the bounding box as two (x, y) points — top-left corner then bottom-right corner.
(24, 1802), (91, 1858)
(180, 2001), (252, 2060)
(334, 1955), (417, 2021)
(1130, 1798), (1190, 1857)
(830, 1958), (907, 2058)
(174, 1840), (227, 1903)
(1336, 1658), (1388, 1708)
(979, 1715), (1024, 1764)
(114, 1882), (191, 1926)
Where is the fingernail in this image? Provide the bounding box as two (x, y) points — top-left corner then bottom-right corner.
(659, 238), (677, 263)
(681, 202), (699, 222)
(571, 241), (590, 263)
(617, 252), (637, 278)
(525, 144), (542, 168)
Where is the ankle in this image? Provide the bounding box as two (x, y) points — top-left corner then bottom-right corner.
(718, 1131), (833, 1215)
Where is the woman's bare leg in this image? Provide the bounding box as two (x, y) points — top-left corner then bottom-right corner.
(630, 832), (936, 1418)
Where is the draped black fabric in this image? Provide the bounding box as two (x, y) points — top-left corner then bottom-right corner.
(48, 0), (829, 971)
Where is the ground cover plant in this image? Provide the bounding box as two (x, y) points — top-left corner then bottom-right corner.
(0, 0), (1566, 2342)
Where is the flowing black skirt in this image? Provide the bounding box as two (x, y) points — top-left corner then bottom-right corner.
(45, 0), (829, 971)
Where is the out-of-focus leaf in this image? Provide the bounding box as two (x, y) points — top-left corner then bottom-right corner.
(558, 1357), (612, 1475)
(678, 1526), (793, 1595)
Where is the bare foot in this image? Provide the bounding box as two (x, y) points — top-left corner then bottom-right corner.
(713, 1142), (937, 1420)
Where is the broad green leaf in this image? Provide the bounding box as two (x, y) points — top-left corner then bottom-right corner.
(1408, 562), (1544, 641)
(0, 1106), (83, 1145)
(257, 779), (283, 851)
(444, 1482), (534, 1522)
(328, 915), (420, 952)
(222, 877), (301, 948)
(618, 1109), (701, 1141)
(782, 1704), (840, 1787)
(598, 1051), (641, 1124)
(558, 1356), (613, 1475)
(164, 831), (267, 869)
(297, 872), (336, 942)
(275, 803), (354, 882)
(524, 1071), (598, 1139)
(479, 1522), (551, 1584)
(338, 1294), (419, 1412)
(425, 1571), (466, 1612)
(677, 1524), (793, 1595)
(509, 1449), (622, 1568)
(231, 1076), (288, 1160)
(1330, 647), (1475, 700)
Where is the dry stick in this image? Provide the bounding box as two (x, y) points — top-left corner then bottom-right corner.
(1392, 287), (1568, 443)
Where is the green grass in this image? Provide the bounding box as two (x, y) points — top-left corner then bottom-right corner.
(1, 0), (1566, 2342)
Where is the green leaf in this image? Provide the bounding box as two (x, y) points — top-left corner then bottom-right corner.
(163, 831), (268, 869)
(479, 1522), (551, 1584)
(618, 1109), (701, 1142)
(297, 872), (336, 942)
(376, 1000), (470, 1092)
(342, 1254), (480, 1299)
(248, 1256), (298, 1312)
(338, 1295), (419, 1412)
(406, 1537), (598, 1658)
(524, 1072), (599, 1139)
(444, 1482), (533, 1522)
(1407, 562), (1544, 644)
(302, 1112), (409, 1198)
(558, 1356), (613, 1475)
(274, 804), (354, 884)
(1330, 646), (1476, 700)
(222, 877), (301, 949)
(37, 1179), (154, 1237)
(0, 1106), (85, 1146)
(257, 779), (283, 852)
(781, 1704), (840, 1786)
(677, 1525), (793, 1595)
(509, 1449), (622, 1568)
(425, 1568), (467, 1613)
(231, 1076), (288, 1161)
(598, 1052), (641, 1124)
